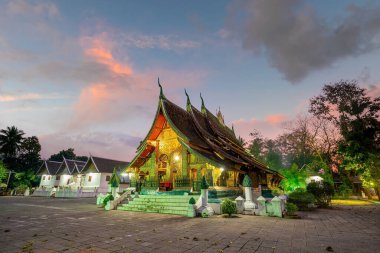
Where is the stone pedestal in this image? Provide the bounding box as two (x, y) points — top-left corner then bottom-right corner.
(244, 187), (256, 210)
(196, 189), (214, 217)
(257, 196), (267, 216)
(271, 196), (283, 217)
(235, 196), (245, 214)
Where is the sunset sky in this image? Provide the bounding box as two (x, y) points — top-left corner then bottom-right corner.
(1, 0), (380, 161)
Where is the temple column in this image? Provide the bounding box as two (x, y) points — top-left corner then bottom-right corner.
(155, 140), (160, 179)
(181, 147), (188, 177)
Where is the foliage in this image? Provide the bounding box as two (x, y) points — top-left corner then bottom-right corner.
(221, 198), (237, 217)
(242, 175), (253, 187)
(189, 197), (196, 205)
(11, 170), (39, 188)
(280, 164), (307, 193)
(49, 148), (76, 161)
(0, 126), (25, 159)
(102, 194), (114, 207)
(288, 189), (315, 210)
(14, 184), (29, 194)
(309, 80), (380, 187)
(201, 209), (209, 218)
(285, 202), (298, 215)
(0, 162), (8, 182)
(248, 130), (284, 171)
(360, 154), (380, 189)
(335, 183), (352, 199)
(271, 187), (284, 197)
(19, 136), (41, 173)
(307, 182), (335, 207)
(0, 127), (43, 190)
(109, 168), (120, 188)
(200, 176), (209, 189)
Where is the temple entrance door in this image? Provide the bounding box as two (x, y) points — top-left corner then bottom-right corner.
(190, 169), (197, 182)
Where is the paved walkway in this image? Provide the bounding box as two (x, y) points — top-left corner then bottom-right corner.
(0, 197), (379, 253)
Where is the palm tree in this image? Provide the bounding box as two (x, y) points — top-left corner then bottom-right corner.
(0, 126), (25, 159)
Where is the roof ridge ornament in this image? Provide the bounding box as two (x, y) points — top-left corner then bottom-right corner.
(200, 93), (206, 114)
(185, 89), (191, 112)
(158, 77), (166, 99)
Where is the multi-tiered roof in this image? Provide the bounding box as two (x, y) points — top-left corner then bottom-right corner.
(127, 81), (282, 178)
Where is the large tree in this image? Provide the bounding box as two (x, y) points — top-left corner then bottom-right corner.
(309, 80), (380, 191)
(49, 148), (88, 162)
(19, 136), (42, 172)
(309, 80), (380, 154)
(0, 126), (25, 159)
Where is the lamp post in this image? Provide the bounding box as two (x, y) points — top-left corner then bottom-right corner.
(6, 170), (15, 191)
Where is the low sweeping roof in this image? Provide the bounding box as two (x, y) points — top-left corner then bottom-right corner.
(55, 157), (88, 175)
(36, 160), (63, 176)
(81, 156), (130, 174)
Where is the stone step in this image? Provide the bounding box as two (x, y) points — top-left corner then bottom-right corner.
(122, 204), (189, 210)
(118, 195), (197, 217)
(131, 199), (191, 204)
(117, 206), (190, 216)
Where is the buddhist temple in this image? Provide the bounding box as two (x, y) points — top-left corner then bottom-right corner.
(125, 80), (283, 196)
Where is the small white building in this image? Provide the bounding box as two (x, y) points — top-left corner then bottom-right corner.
(34, 160), (63, 196)
(80, 156), (130, 194)
(306, 175), (324, 184)
(54, 157), (88, 198)
(56, 157), (87, 189)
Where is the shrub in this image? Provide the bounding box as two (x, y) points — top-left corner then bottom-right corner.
(221, 198), (237, 217)
(200, 176), (209, 189)
(102, 194), (114, 207)
(307, 182), (335, 207)
(271, 187), (284, 197)
(189, 197), (196, 205)
(336, 183), (352, 199)
(15, 184), (29, 194)
(288, 189), (315, 210)
(285, 202), (298, 215)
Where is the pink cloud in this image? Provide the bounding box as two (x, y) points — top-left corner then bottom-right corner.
(233, 114), (288, 141)
(68, 33), (206, 130)
(266, 114), (287, 124)
(82, 33), (133, 76)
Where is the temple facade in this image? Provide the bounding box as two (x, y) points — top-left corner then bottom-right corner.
(126, 83), (282, 195)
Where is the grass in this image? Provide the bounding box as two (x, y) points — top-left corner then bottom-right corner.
(331, 199), (374, 206)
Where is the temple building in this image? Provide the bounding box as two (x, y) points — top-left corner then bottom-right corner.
(36, 160), (63, 189)
(125, 82), (282, 195)
(80, 155), (130, 194)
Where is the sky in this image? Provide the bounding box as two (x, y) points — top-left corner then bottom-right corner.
(0, 0), (380, 161)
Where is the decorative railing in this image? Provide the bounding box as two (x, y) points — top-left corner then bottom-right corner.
(174, 177), (190, 188)
(192, 179), (213, 191)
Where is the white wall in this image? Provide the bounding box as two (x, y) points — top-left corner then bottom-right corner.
(83, 172), (102, 188)
(99, 173), (112, 192)
(58, 175), (73, 187)
(39, 175), (56, 188)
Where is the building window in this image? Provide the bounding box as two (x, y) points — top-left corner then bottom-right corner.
(88, 176), (92, 182)
(106, 175), (110, 181)
(66, 179), (70, 185)
(56, 175), (60, 180)
(48, 176), (51, 180)
(43, 176), (46, 180)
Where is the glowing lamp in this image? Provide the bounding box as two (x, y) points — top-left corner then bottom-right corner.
(220, 167), (224, 171)
(174, 155), (180, 161)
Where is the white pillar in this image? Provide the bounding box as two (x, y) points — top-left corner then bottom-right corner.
(244, 187), (256, 209)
